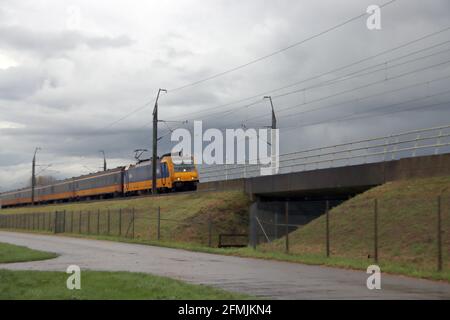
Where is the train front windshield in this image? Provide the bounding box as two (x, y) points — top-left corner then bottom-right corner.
(174, 163), (196, 172)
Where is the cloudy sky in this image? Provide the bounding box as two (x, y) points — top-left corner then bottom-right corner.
(0, 0), (450, 191)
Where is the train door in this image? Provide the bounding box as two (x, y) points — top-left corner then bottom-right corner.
(124, 167), (130, 193)
(160, 162), (168, 187)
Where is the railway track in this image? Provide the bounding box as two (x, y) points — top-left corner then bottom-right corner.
(1, 187), (219, 211)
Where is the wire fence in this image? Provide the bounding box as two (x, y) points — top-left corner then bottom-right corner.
(0, 194), (448, 273)
(250, 195), (449, 273)
(0, 207), (245, 248)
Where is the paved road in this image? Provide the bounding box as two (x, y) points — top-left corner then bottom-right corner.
(0, 231), (449, 299)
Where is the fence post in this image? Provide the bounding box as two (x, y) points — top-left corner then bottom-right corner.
(79, 211), (82, 234)
(107, 209), (110, 236)
(97, 209), (100, 235)
(119, 208), (122, 237)
(48, 212), (51, 231)
(132, 207), (135, 239)
(374, 198), (379, 263)
(63, 210), (67, 233)
(208, 213), (212, 247)
(87, 211), (91, 235)
(53, 211), (57, 233)
(326, 200), (330, 258)
(157, 207), (161, 241)
(71, 211), (74, 233)
(285, 201), (289, 254)
(437, 195), (442, 272)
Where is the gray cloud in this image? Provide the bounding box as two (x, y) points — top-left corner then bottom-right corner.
(0, 0), (450, 192)
(0, 25), (133, 57)
(0, 66), (48, 99)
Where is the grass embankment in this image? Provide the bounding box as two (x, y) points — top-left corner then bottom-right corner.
(2, 178), (449, 282)
(0, 242), (57, 263)
(57, 175), (450, 281)
(261, 175), (450, 281)
(0, 270), (250, 300)
(0, 191), (250, 246)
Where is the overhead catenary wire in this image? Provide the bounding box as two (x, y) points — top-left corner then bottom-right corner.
(204, 73), (450, 131)
(184, 45), (450, 123)
(159, 27), (450, 125)
(167, 0), (399, 93)
(279, 89), (450, 133)
(91, 0), (405, 134)
(172, 78), (450, 161)
(257, 74), (450, 126)
(198, 57), (450, 132)
(240, 58), (450, 125)
(90, 24), (450, 134)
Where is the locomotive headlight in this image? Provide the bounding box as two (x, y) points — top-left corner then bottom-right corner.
(177, 177), (181, 181)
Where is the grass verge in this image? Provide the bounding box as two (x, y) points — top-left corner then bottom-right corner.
(0, 269), (251, 300)
(56, 232), (450, 282)
(0, 242), (57, 263)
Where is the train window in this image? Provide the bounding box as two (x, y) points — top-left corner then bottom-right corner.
(161, 163), (169, 178)
(174, 164), (195, 172)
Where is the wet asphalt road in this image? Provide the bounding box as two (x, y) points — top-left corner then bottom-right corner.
(0, 231), (449, 299)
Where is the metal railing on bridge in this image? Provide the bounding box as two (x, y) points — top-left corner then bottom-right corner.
(199, 124), (450, 182)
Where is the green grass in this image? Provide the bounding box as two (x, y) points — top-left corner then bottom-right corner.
(0, 242), (57, 264)
(261, 175), (450, 280)
(0, 191), (250, 246)
(0, 269), (251, 300)
(2, 176), (449, 282)
(37, 232), (450, 282)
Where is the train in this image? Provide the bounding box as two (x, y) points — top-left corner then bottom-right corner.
(0, 153), (199, 208)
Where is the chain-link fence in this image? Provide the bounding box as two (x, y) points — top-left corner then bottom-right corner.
(0, 207), (248, 248)
(250, 195), (449, 273)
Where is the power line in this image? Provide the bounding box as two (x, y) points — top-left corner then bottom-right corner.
(167, 0), (399, 93)
(280, 89), (450, 132)
(96, 100), (153, 131)
(162, 26), (450, 123)
(243, 58), (450, 124)
(203, 63), (450, 132)
(85, 22), (450, 134)
(188, 44), (450, 122)
(268, 74), (450, 124)
(272, 48), (450, 100)
(129, 68), (450, 145)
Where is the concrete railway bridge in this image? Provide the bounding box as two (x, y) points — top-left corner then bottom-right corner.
(196, 124), (450, 243)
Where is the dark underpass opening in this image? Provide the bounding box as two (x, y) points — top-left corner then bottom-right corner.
(249, 191), (368, 247)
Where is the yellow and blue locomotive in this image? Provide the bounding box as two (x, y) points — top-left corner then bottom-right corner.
(0, 154), (198, 208)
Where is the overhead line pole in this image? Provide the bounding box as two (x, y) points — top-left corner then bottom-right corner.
(264, 96), (277, 175)
(152, 88), (167, 195)
(100, 150), (107, 171)
(31, 147), (41, 205)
